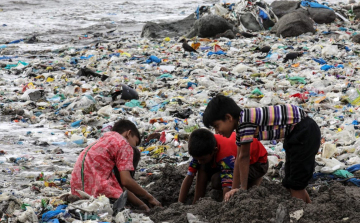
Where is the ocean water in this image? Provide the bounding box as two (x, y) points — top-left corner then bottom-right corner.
(0, 0), (343, 49)
(0, 0), (217, 46)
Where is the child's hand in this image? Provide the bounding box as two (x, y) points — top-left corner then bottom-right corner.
(139, 204), (150, 212)
(148, 197), (162, 207)
(224, 188), (239, 202)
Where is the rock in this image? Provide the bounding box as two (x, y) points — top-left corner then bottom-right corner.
(214, 29), (236, 39)
(141, 14), (196, 38)
(27, 89), (45, 101)
(263, 18), (275, 31)
(306, 8), (336, 24)
(270, 1), (300, 18)
(240, 13), (262, 31)
(271, 11), (315, 37)
(186, 15), (238, 38)
(352, 34), (360, 43)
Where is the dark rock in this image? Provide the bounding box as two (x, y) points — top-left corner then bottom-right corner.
(25, 36), (38, 44)
(141, 14), (196, 38)
(270, 1), (300, 18)
(214, 29), (236, 39)
(263, 18), (275, 30)
(271, 11), (315, 37)
(352, 34), (360, 43)
(187, 15), (238, 38)
(28, 90), (45, 101)
(306, 8), (336, 24)
(240, 13), (262, 31)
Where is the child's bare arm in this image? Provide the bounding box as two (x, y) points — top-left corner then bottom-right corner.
(178, 175), (194, 203)
(231, 146), (242, 189)
(224, 143), (251, 202)
(222, 187), (230, 201)
(193, 168), (208, 204)
(238, 143), (251, 190)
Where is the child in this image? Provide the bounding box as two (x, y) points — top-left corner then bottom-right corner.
(203, 95), (321, 203)
(71, 120), (161, 211)
(178, 128), (268, 204)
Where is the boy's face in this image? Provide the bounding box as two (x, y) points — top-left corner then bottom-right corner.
(212, 114), (236, 138)
(123, 130), (140, 147)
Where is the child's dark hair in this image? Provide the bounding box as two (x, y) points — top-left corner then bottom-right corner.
(112, 119), (141, 145)
(132, 147), (140, 171)
(188, 129), (216, 157)
(203, 94), (242, 128)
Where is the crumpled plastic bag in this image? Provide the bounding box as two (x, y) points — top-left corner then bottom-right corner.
(316, 157), (346, 173)
(17, 207), (39, 223)
(68, 194), (113, 216)
(321, 143), (337, 158)
(115, 209), (153, 223)
(42, 205), (67, 222)
(333, 170), (354, 178)
(347, 164), (360, 173)
(98, 105), (113, 117)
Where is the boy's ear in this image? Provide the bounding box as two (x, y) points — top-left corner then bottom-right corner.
(225, 113), (233, 122)
(213, 146), (218, 154)
(124, 130), (131, 139)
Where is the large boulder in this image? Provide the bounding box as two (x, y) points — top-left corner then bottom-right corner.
(271, 11), (315, 37)
(141, 14), (196, 38)
(307, 8), (336, 24)
(186, 15), (239, 38)
(270, 1), (300, 18)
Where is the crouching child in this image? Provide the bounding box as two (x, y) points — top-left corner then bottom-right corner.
(178, 128), (268, 204)
(71, 119), (161, 211)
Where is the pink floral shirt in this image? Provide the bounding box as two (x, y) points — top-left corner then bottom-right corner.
(71, 131), (134, 198)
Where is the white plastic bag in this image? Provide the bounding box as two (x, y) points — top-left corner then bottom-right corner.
(321, 143), (337, 158)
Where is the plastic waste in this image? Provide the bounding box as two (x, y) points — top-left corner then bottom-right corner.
(146, 55), (161, 64)
(333, 170), (354, 178)
(321, 143), (337, 158)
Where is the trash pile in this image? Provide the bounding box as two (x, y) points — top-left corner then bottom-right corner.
(0, 0), (360, 222)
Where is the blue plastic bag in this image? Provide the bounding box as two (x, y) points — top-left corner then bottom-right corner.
(259, 9), (269, 20)
(146, 55), (161, 64)
(347, 164), (360, 173)
(347, 178), (360, 187)
(207, 50), (226, 56)
(42, 210), (65, 222)
(313, 58), (327, 65)
(42, 205), (67, 222)
(301, 1), (333, 10)
(321, 64), (334, 71)
(187, 82), (198, 88)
